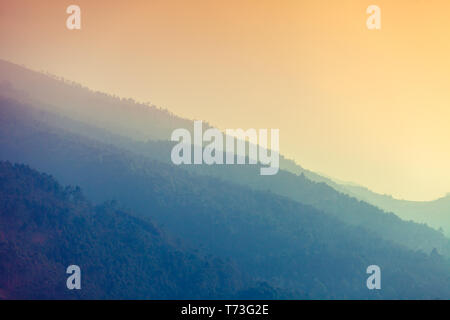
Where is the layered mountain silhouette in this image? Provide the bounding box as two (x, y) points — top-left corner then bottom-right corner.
(257, 144), (450, 238)
(327, 183), (450, 237)
(1, 60), (449, 257)
(1, 59), (450, 299)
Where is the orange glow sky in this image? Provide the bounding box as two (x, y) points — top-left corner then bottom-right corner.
(1, 0), (450, 200)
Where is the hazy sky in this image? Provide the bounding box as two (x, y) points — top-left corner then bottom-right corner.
(1, 0), (449, 201)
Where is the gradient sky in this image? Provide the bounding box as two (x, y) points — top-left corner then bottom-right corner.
(1, 0), (450, 200)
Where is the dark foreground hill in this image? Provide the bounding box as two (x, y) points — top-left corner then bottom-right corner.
(2, 99), (450, 299)
(0, 162), (254, 299)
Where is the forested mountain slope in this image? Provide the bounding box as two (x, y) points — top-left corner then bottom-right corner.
(0, 162), (257, 299)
